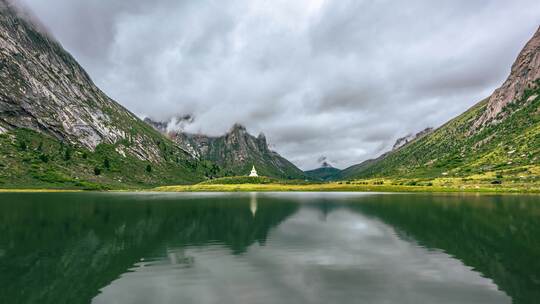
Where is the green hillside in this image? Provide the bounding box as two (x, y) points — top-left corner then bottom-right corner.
(343, 82), (540, 181)
(342, 26), (540, 184)
(305, 166), (342, 181)
(0, 3), (208, 189)
(0, 129), (212, 189)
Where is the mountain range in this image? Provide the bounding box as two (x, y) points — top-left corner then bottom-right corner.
(144, 118), (305, 179)
(0, 0), (539, 188)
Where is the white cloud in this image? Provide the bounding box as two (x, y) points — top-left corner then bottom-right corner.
(20, 0), (540, 169)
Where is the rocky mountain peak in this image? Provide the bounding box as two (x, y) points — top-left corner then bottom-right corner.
(144, 118), (305, 179)
(257, 132), (267, 145)
(392, 127), (434, 151)
(321, 161), (333, 168)
(144, 117), (168, 133)
(473, 26), (540, 129)
(143, 115), (194, 134)
(316, 156), (335, 169)
(304, 158), (341, 181)
(230, 123), (247, 133)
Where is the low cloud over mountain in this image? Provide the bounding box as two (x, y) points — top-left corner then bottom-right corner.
(20, 0), (540, 169)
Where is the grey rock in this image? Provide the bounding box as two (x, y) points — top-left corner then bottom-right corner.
(146, 118), (305, 178)
(392, 127), (434, 151)
(473, 26), (540, 129)
(0, 1), (174, 163)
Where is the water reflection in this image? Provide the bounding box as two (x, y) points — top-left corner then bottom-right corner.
(347, 194), (540, 304)
(250, 192), (257, 217)
(0, 193), (538, 304)
(0, 193), (298, 303)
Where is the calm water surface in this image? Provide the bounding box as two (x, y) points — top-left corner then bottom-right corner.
(0, 192), (539, 304)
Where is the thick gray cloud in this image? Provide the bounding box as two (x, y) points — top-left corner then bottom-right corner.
(20, 0), (540, 169)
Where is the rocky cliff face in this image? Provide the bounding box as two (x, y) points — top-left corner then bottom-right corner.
(146, 120), (305, 179)
(0, 1), (170, 162)
(0, 2), (205, 188)
(473, 26), (540, 129)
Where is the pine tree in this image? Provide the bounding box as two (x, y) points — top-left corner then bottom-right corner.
(64, 148), (71, 161)
(103, 158), (110, 169)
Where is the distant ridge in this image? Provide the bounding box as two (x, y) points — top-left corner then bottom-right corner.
(145, 119), (306, 179)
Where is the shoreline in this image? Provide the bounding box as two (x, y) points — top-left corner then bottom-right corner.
(0, 189), (84, 193)
(1, 183), (539, 194)
(152, 183), (540, 194)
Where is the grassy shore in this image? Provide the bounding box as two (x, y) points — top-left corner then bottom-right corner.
(1, 177), (539, 194)
(154, 182), (540, 193)
(0, 189), (83, 193)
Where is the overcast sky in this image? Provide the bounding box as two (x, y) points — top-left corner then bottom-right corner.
(19, 0), (540, 169)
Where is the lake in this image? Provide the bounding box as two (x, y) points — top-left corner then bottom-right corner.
(0, 192), (539, 304)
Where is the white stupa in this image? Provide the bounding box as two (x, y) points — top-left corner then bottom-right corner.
(249, 165), (258, 177)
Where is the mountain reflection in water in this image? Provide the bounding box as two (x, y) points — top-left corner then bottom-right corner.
(0, 192), (538, 304)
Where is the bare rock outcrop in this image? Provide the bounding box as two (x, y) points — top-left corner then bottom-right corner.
(392, 127), (434, 151)
(0, 1), (170, 163)
(473, 26), (540, 129)
(145, 119), (305, 179)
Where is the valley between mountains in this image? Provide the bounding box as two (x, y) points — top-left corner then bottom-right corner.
(0, 0), (539, 192)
